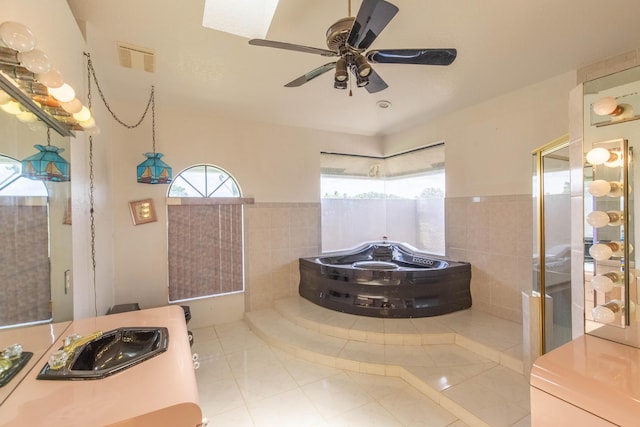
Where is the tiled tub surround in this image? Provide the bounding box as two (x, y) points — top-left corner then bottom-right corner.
(243, 198), (534, 328)
(446, 195), (534, 324)
(244, 203), (322, 312)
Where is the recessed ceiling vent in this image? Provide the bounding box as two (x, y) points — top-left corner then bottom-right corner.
(117, 42), (155, 73)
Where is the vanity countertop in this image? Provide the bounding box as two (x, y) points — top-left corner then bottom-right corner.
(0, 322), (71, 406)
(530, 334), (640, 426)
(0, 306), (201, 427)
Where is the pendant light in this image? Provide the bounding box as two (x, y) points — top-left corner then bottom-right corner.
(21, 127), (70, 182)
(136, 87), (172, 184)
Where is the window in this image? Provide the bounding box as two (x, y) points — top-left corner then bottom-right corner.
(0, 154), (51, 327)
(321, 144), (445, 254)
(167, 165), (245, 302)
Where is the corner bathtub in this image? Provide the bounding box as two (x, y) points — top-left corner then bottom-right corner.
(298, 241), (471, 318)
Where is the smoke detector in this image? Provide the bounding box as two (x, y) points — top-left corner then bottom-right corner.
(117, 42), (155, 73)
(376, 100), (392, 109)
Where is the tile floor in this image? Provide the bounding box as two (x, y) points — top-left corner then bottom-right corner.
(192, 298), (531, 427)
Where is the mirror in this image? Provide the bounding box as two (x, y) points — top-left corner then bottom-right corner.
(0, 91), (73, 327)
(583, 66), (640, 348)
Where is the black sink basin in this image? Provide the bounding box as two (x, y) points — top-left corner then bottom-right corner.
(37, 327), (169, 380)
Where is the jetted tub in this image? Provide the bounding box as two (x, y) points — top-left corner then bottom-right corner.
(299, 241), (471, 318)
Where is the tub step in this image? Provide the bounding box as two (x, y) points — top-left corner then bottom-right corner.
(273, 296), (523, 374)
(244, 305), (531, 427)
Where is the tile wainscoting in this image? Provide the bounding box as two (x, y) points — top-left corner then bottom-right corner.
(244, 203), (322, 312)
(446, 195), (533, 324)
(244, 198), (534, 327)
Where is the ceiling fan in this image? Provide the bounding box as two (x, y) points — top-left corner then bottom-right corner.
(248, 0), (457, 93)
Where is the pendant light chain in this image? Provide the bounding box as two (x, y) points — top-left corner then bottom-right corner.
(46, 127), (50, 146)
(85, 53), (98, 317)
(83, 52), (155, 130)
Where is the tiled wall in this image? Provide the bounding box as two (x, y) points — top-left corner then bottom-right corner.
(243, 203), (321, 311)
(446, 195), (533, 324)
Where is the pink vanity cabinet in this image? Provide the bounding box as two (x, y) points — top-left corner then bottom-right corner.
(530, 334), (640, 426)
(0, 306), (202, 427)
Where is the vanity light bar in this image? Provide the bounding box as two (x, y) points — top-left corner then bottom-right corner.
(0, 71), (72, 137)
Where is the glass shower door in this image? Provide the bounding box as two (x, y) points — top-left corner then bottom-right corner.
(533, 140), (572, 354)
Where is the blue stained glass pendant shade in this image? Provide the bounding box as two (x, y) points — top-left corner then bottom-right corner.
(136, 152), (172, 184)
(21, 144), (70, 182)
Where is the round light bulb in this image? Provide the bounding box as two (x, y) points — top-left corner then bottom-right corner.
(586, 148), (613, 166)
(37, 68), (64, 89)
(73, 106), (91, 122)
(586, 211), (610, 228)
(0, 21), (36, 52)
(591, 274), (617, 293)
(593, 97), (620, 116)
(592, 305), (616, 323)
(60, 98), (83, 114)
(0, 100), (22, 115)
(587, 180), (611, 197)
(18, 49), (51, 74)
(48, 83), (75, 103)
(589, 243), (613, 261)
(16, 111), (37, 123)
(78, 117), (96, 128)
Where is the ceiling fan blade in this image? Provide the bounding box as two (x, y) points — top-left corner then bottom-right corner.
(284, 62), (337, 87)
(367, 48), (457, 66)
(249, 39), (337, 57)
(365, 69), (388, 93)
(347, 0), (399, 51)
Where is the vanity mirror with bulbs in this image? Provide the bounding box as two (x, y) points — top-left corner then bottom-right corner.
(584, 65), (640, 347)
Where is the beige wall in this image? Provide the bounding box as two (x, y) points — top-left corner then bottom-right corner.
(383, 72), (576, 323)
(99, 103), (380, 325)
(383, 72), (576, 197)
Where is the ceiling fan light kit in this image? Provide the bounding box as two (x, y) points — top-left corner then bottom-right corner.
(248, 0), (457, 93)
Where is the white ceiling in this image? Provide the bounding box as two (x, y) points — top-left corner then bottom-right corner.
(67, 0), (640, 137)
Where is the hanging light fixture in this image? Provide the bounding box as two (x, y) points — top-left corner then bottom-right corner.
(136, 86), (172, 184)
(21, 127), (70, 182)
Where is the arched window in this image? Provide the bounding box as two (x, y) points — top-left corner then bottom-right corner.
(0, 154), (51, 327)
(167, 164), (248, 302)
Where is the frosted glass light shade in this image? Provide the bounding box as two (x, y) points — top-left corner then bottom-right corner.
(593, 97), (621, 116)
(78, 117), (96, 128)
(587, 180), (611, 197)
(16, 111), (37, 123)
(0, 100), (22, 114)
(72, 106), (91, 122)
(586, 210), (623, 227)
(592, 303), (618, 323)
(0, 21), (36, 52)
(589, 243), (615, 261)
(591, 272), (620, 293)
(586, 211), (610, 228)
(60, 98), (83, 114)
(18, 49), (51, 73)
(586, 148), (614, 165)
(37, 68), (64, 88)
(48, 83), (75, 102)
